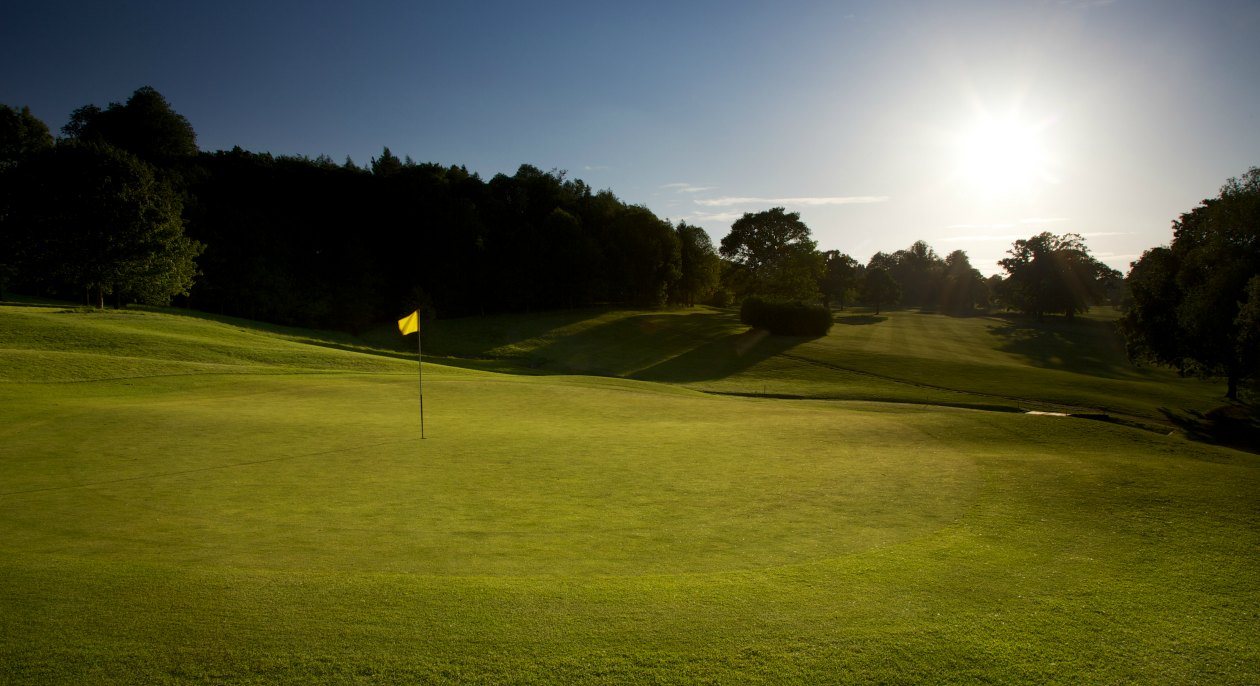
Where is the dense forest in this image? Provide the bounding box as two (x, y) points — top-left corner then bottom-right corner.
(1, 88), (722, 330)
(0, 87), (1125, 327)
(2, 87), (1256, 397)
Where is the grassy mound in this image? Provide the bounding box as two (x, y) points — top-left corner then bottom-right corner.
(1, 303), (1257, 683)
(420, 306), (1226, 424)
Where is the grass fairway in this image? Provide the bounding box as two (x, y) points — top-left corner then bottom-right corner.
(420, 306), (1227, 424)
(1, 304), (1258, 683)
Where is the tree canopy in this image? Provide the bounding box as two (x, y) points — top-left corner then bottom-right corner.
(999, 232), (1119, 320)
(1120, 167), (1260, 399)
(818, 250), (860, 310)
(2, 142), (201, 308)
(862, 266), (900, 315)
(674, 222), (720, 307)
(62, 86), (198, 163)
(719, 207), (821, 300)
(0, 105), (53, 170)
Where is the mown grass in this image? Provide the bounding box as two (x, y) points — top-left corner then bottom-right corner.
(1, 303), (1257, 683)
(419, 305), (1226, 423)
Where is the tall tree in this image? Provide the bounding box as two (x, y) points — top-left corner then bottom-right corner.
(888, 240), (946, 308)
(999, 232), (1118, 320)
(370, 147), (403, 177)
(0, 105), (55, 295)
(862, 266), (900, 315)
(0, 104), (53, 170)
(818, 250), (860, 310)
(719, 207), (821, 300)
(674, 222), (720, 306)
(3, 143), (202, 308)
(1120, 168), (1260, 399)
(62, 86), (197, 163)
(938, 249), (989, 313)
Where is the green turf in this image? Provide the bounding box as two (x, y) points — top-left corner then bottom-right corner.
(1, 304), (1257, 683)
(420, 305), (1227, 423)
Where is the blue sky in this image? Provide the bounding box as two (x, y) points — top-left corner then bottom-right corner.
(3, 1), (1257, 274)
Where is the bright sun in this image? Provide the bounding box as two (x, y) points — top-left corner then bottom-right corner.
(955, 113), (1055, 197)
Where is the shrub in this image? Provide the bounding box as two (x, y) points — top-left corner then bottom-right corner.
(740, 296), (833, 336)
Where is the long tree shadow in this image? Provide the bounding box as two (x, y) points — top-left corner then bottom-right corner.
(508, 310), (754, 378)
(985, 314), (1134, 379)
(633, 328), (810, 383)
(1160, 405), (1260, 454)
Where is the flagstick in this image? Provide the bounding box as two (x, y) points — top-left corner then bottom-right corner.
(417, 324), (426, 440)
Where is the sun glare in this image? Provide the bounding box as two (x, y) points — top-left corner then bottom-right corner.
(955, 113), (1055, 197)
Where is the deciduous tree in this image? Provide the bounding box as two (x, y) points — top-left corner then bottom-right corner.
(62, 86), (197, 163)
(1120, 168), (1260, 399)
(719, 207), (821, 300)
(674, 222), (720, 306)
(3, 143), (202, 308)
(818, 250), (860, 310)
(862, 266), (900, 315)
(999, 232), (1117, 320)
(0, 104), (53, 170)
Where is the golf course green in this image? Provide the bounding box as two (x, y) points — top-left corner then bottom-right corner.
(1, 303), (1256, 683)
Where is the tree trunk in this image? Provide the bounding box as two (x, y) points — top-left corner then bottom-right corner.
(1227, 374), (1238, 401)
(96, 285), (104, 310)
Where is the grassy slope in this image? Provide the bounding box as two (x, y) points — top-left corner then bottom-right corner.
(1, 304), (1257, 683)
(420, 306), (1225, 423)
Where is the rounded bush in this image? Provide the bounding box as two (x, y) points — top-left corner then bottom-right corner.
(740, 296), (833, 336)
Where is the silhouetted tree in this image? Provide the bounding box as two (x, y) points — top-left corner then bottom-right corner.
(1120, 168), (1260, 399)
(887, 240), (945, 308)
(370, 147), (403, 177)
(818, 250), (860, 310)
(862, 266), (900, 315)
(937, 249), (989, 313)
(720, 207), (821, 300)
(0, 105), (55, 295)
(999, 232), (1117, 320)
(0, 105), (53, 170)
(607, 205), (680, 306)
(3, 143), (201, 308)
(62, 86), (197, 163)
(674, 222), (720, 306)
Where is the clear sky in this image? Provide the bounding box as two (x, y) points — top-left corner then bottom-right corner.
(3, 0), (1257, 274)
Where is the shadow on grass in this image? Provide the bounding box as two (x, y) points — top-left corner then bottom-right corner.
(985, 314), (1133, 379)
(634, 328), (812, 383)
(421, 307), (635, 357)
(1160, 405), (1260, 454)
(508, 310), (738, 377)
(834, 314), (887, 326)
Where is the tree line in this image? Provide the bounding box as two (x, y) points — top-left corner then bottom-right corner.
(0, 88), (721, 330)
(0, 86), (1120, 327)
(0, 87), (1255, 396)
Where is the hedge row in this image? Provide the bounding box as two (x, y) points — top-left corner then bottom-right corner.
(739, 297), (833, 336)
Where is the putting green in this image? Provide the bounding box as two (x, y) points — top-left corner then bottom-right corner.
(2, 304), (1256, 683)
(1, 373), (978, 577)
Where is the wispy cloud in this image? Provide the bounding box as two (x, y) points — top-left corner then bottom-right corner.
(583, 165), (610, 172)
(661, 182), (717, 193)
(681, 211), (744, 224)
(942, 233), (1023, 243)
(1079, 231), (1133, 238)
(1018, 217), (1071, 225)
(695, 195), (890, 207)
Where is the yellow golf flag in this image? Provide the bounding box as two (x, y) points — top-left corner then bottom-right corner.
(398, 310), (419, 336)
